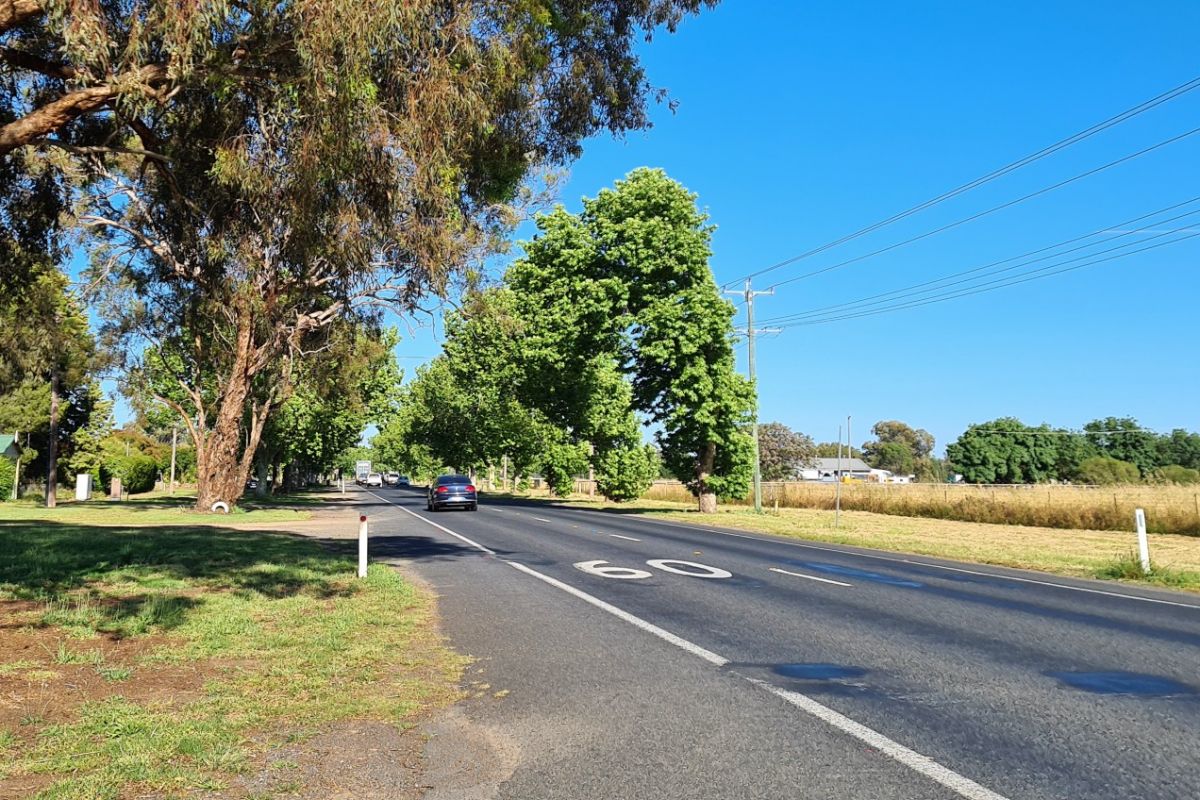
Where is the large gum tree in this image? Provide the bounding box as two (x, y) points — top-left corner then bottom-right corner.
(0, 0), (719, 510)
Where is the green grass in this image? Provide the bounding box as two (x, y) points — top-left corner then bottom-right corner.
(0, 493), (309, 526)
(0, 519), (464, 798)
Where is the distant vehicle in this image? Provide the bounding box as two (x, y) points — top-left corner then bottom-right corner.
(245, 478), (259, 491)
(383, 472), (400, 485)
(366, 472), (383, 487)
(355, 459), (372, 483)
(427, 474), (477, 512)
(397, 476), (411, 487)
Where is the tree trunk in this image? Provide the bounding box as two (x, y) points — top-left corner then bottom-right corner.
(255, 458), (268, 497)
(45, 371), (58, 508)
(696, 440), (717, 514)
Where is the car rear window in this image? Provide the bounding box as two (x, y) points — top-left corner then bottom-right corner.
(435, 475), (472, 485)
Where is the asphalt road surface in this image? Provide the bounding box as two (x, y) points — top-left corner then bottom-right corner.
(356, 486), (1200, 800)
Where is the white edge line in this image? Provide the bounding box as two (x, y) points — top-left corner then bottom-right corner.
(748, 679), (1010, 800)
(769, 567), (852, 587)
(506, 558), (1009, 800)
(587, 512), (1200, 611)
(609, 534), (642, 542)
(367, 490), (496, 555)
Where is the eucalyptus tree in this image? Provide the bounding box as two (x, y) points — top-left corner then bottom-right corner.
(4, 0), (718, 509)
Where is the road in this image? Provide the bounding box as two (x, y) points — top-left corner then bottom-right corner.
(356, 486), (1200, 800)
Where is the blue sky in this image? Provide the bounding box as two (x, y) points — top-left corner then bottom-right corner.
(393, 0), (1200, 453)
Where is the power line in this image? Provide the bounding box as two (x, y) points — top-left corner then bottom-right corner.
(773, 229), (1200, 328)
(761, 125), (1200, 292)
(720, 74), (1200, 289)
(759, 198), (1200, 325)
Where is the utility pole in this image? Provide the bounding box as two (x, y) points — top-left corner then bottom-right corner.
(835, 423), (843, 527)
(725, 279), (780, 514)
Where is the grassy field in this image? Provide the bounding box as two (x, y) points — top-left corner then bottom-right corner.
(0, 515), (463, 799)
(0, 493), (310, 526)
(642, 480), (1200, 536)
(518, 493), (1200, 592)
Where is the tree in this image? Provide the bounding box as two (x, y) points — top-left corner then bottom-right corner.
(756, 422), (814, 481)
(815, 442), (863, 459)
(862, 420), (933, 476)
(13, 0), (717, 511)
(946, 418), (1063, 484)
(1084, 417), (1158, 476)
(1156, 429), (1200, 470)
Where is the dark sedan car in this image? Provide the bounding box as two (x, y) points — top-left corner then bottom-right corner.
(427, 474), (478, 511)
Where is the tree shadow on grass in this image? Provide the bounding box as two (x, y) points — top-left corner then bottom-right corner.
(0, 520), (378, 634)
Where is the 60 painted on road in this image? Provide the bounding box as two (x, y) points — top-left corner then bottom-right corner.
(574, 559), (732, 580)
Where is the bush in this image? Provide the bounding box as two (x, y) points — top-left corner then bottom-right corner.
(111, 454), (159, 494)
(1157, 465), (1200, 485)
(596, 444), (659, 502)
(0, 458), (14, 501)
(1076, 456), (1140, 485)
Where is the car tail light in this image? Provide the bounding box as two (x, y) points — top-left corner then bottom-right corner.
(466, 485), (475, 492)
(436, 486), (448, 493)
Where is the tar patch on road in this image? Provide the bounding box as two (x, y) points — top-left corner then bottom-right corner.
(1046, 670), (1197, 697)
(773, 663), (869, 681)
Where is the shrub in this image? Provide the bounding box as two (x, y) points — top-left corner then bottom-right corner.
(596, 444), (659, 502)
(0, 458), (14, 501)
(110, 454), (159, 494)
(1157, 465), (1200, 485)
(1076, 456), (1140, 485)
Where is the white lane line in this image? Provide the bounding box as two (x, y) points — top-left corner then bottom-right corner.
(532, 516), (553, 523)
(594, 513), (1200, 611)
(367, 490), (496, 555)
(609, 534), (642, 542)
(506, 558), (1009, 800)
(509, 561), (726, 664)
(769, 567), (852, 587)
(746, 679), (1009, 800)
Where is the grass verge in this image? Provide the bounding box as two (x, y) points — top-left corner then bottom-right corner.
(0, 494), (310, 526)
(502, 493), (1200, 593)
(0, 519), (463, 799)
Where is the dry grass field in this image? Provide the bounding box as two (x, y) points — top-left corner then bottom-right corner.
(641, 480), (1200, 536)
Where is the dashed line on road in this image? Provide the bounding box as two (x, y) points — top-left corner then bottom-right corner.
(769, 567), (852, 587)
(532, 516), (553, 523)
(383, 503), (1012, 800)
(506, 558), (1010, 800)
(609, 534), (641, 542)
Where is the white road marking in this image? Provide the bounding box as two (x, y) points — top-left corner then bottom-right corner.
(532, 516), (553, 523)
(367, 490), (496, 555)
(647, 559), (732, 579)
(506, 558), (1010, 800)
(769, 567), (852, 587)
(509, 561), (725, 665)
(609, 534), (642, 542)
(746, 679), (1009, 800)
(574, 560), (652, 580)
(598, 513), (1200, 610)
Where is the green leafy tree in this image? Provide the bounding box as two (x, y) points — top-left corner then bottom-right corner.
(1156, 465), (1200, 484)
(28, 0), (718, 511)
(867, 441), (915, 475)
(756, 422), (815, 481)
(946, 418), (1064, 484)
(814, 442), (863, 459)
(1083, 417), (1158, 476)
(1156, 429), (1200, 470)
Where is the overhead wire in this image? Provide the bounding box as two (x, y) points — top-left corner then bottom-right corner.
(759, 125), (1200, 292)
(721, 74), (1200, 289)
(758, 198), (1200, 325)
(771, 230), (1200, 328)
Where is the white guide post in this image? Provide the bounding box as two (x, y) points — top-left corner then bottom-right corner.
(1135, 508), (1150, 574)
(358, 514), (369, 578)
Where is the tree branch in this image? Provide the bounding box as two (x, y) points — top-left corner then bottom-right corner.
(0, 0), (41, 36)
(0, 46), (74, 79)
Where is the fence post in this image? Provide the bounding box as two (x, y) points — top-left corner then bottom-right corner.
(358, 515), (369, 578)
(1135, 508), (1150, 574)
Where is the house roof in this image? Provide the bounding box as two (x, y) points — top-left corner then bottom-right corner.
(0, 434), (17, 454)
(813, 457), (872, 472)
